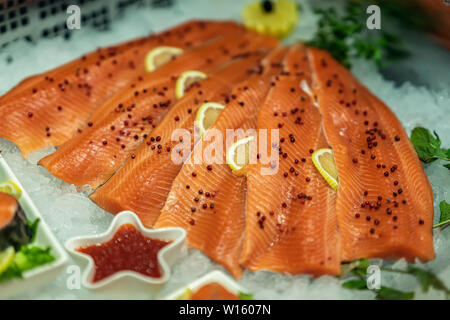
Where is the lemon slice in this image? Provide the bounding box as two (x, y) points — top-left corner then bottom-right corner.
(195, 102), (225, 136)
(0, 180), (22, 199)
(226, 136), (255, 176)
(312, 148), (338, 191)
(175, 70), (207, 99)
(242, 0), (299, 38)
(176, 288), (193, 300)
(0, 247), (15, 276)
(145, 46), (183, 72)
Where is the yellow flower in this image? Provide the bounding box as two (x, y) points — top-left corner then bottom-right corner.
(242, 0), (299, 38)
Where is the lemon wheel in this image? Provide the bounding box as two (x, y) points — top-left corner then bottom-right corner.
(0, 180), (22, 199)
(175, 70), (207, 99)
(195, 102), (225, 136)
(226, 136), (255, 176)
(0, 247), (15, 276)
(145, 46), (183, 72)
(311, 148), (338, 191)
(176, 288), (193, 300)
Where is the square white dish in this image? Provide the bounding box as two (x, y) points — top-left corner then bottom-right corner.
(163, 270), (247, 300)
(0, 155), (68, 299)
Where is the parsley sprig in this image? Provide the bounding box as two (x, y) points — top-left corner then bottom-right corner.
(307, 1), (408, 69)
(341, 258), (450, 299)
(409, 127), (450, 228)
(0, 246), (55, 283)
(238, 291), (254, 300)
(0, 219), (55, 283)
(341, 259), (414, 300)
(434, 201), (450, 229)
(410, 127), (450, 168)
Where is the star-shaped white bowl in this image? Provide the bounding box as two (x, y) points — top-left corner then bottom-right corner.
(65, 211), (186, 297)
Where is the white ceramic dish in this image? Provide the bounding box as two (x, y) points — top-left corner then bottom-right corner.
(65, 211), (186, 297)
(163, 270), (248, 300)
(0, 155), (68, 299)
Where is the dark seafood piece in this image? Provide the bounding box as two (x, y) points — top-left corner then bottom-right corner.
(0, 193), (32, 251)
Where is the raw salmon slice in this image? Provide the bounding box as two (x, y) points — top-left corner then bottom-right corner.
(307, 47), (434, 262)
(39, 31), (279, 188)
(189, 283), (239, 300)
(155, 48), (289, 278)
(239, 46), (341, 276)
(0, 20), (244, 157)
(90, 51), (271, 227)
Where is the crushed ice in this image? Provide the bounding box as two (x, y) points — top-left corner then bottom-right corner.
(0, 0), (448, 299)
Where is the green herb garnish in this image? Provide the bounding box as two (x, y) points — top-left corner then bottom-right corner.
(410, 127), (450, 226)
(342, 279), (367, 290)
(0, 246), (55, 283)
(373, 0), (432, 32)
(0, 218), (55, 283)
(341, 259), (450, 299)
(340, 258), (370, 278)
(375, 287), (414, 300)
(410, 127), (450, 169)
(340, 259), (414, 299)
(27, 218), (40, 243)
(407, 266), (449, 295)
(307, 1), (408, 69)
(238, 291), (254, 300)
(434, 200), (450, 229)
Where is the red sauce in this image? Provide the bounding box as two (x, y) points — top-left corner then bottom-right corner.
(77, 224), (171, 283)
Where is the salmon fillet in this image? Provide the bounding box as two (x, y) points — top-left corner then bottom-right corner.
(307, 47), (434, 262)
(154, 48), (289, 278)
(4, 12), (435, 277)
(239, 46), (341, 276)
(0, 20), (244, 157)
(39, 31), (279, 188)
(90, 51), (272, 227)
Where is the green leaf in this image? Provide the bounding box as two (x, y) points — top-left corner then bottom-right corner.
(14, 246), (54, 271)
(410, 127), (450, 163)
(342, 279), (367, 290)
(375, 287), (414, 300)
(0, 262), (23, 282)
(352, 258), (370, 277)
(407, 266), (449, 294)
(238, 292), (254, 300)
(340, 258), (370, 278)
(0, 245), (55, 283)
(27, 218), (40, 243)
(307, 2), (408, 69)
(444, 164), (450, 170)
(439, 200), (450, 222)
(341, 257), (450, 299)
(433, 200), (450, 228)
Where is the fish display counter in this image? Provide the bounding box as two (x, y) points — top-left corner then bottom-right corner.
(0, 0), (449, 301)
